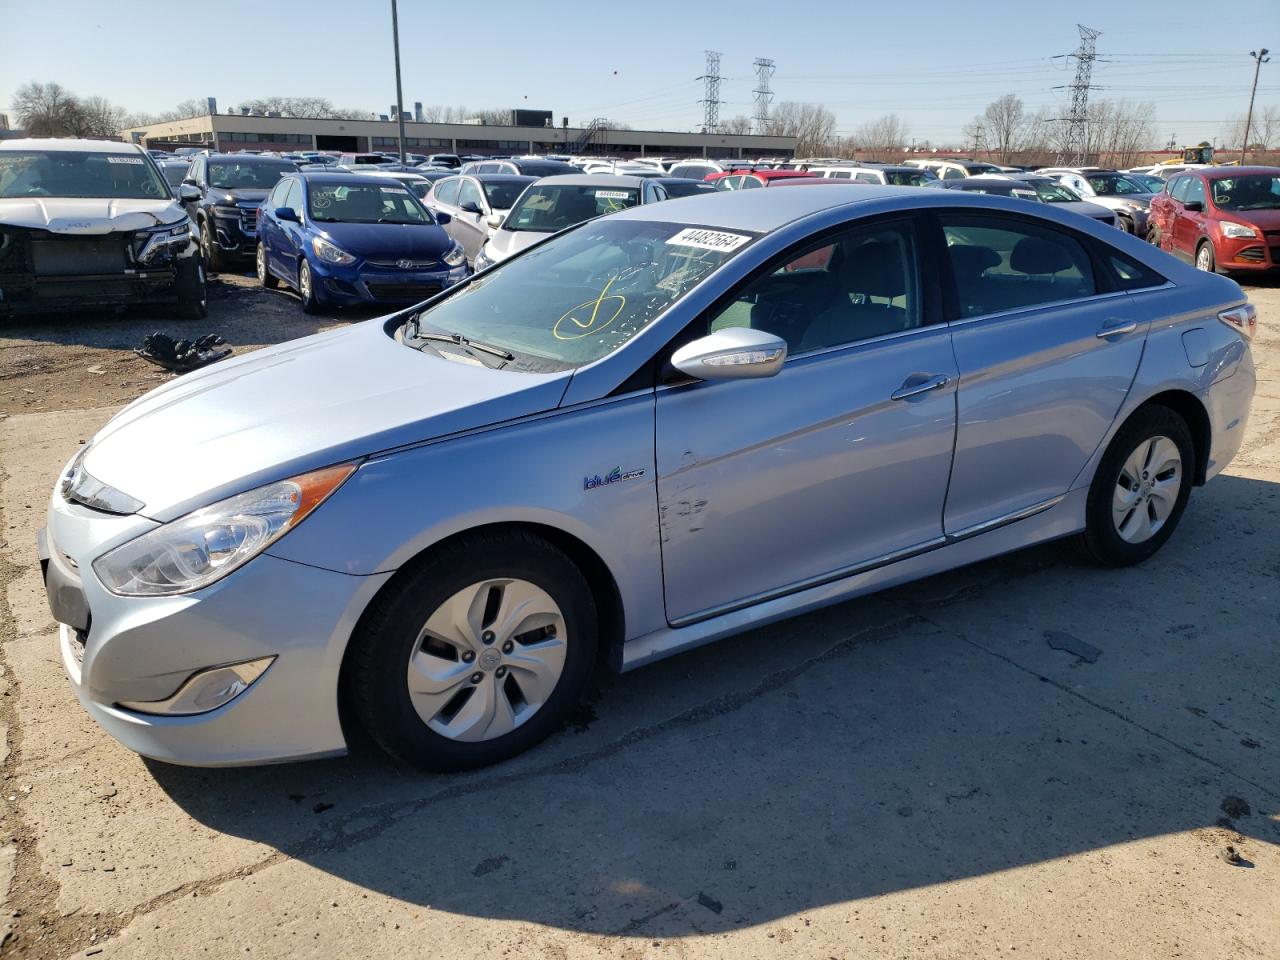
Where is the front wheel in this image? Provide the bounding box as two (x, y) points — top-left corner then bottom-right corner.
(1080, 406), (1194, 567)
(348, 532), (599, 771)
(297, 258), (322, 314)
(199, 219), (226, 273)
(175, 259), (208, 320)
(1195, 241), (1217, 273)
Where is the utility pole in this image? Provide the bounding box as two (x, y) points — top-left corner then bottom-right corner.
(1054, 24), (1102, 165)
(973, 125), (983, 159)
(752, 58), (775, 134)
(698, 51), (723, 133)
(390, 0), (407, 163)
(1242, 48), (1271, 164)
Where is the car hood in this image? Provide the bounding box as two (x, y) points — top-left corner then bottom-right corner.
(315, 222), (454, 261)
(211, 187), (271, 205)
(1055, 200), (1116, 221)
(1091, 194), (1154, 210)
(1223, 207), (1280, 231)
(82, 319), (570, 521)
(486, 227), (546, 262)
(0, 196), (186, 233)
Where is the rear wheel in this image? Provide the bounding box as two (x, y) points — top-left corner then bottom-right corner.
(348, 532), (599, 771)
(1195, 241), (1216, 273)
(256, 244), (278, 289)
(1080, 405), (1194, 567)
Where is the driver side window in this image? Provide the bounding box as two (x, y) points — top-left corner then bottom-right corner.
(706, 220), (922, 356)
(458, 178), (484, 211)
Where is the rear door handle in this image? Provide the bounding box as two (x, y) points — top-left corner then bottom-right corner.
(891, 373), (951, 401)
(1097, 319), (1138, 339)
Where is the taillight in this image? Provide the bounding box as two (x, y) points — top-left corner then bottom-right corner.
(1218, 303), (1256, 342)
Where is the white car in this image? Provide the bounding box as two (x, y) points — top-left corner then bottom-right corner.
(904, 158), (1005, 181)
(0, 138), (206, 319)
(474, 174), (666, 269)
(667, 159), (727, 182)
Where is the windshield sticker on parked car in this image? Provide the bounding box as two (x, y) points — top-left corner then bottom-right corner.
(106, 156), (144, 164)
(594, 190), (630, 200)
(667, 228), (752, 252)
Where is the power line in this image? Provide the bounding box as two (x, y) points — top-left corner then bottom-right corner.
(697, 50), (723, 133)
(753, 57), (775, 133)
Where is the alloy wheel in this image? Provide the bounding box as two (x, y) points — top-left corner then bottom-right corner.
(1112, 435), (1182, 544)
(405, 578), (567, 742)
(1196, 245), (1214, 271)
(256, 245), (266, 282)
(299, 262), (312, 300)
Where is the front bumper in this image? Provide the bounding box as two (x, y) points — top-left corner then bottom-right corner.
(314, 259), (469, 305)
(1215, 233), (1280, 273)
(41, 489), (392, 766)
(208, 205), (261, 258)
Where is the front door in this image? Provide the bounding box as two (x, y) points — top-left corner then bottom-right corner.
(938, 212), (1148, 534)
(655, 216), (958, 624)
(1172, 175), (1208, 259)
(453, 178), (489, 261)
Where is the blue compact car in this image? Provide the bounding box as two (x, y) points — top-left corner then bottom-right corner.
(255, 172), (469, 312)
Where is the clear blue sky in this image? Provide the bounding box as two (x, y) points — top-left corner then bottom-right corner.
(0, 0), (1273, 146)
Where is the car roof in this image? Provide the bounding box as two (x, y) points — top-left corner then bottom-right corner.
(0, 137), (146, 154)
(463, 174), (538, 184)
(612, 183), (903, 230)
(526, 174), (648, 187)
(293, 171), (412, 187)
(1198, 165), (1280, 179)
(206, 153), (295, 162)
(653, 176), (715, 186)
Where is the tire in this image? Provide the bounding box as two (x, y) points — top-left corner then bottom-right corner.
(256, 244), (278, 289)
(175, 258), (208, 320)
(199, 218), (226, 273)
(1195, 240), (1216, 273)
(348, 531), (599, 771)
(297, 259), (322, 314)
(1117, 214), (1135, 235)
(1146, 224), (1162, 247)
(1080, 405), (1195, 567)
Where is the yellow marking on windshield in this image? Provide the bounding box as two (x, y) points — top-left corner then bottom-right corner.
(554, 275), (627, 340)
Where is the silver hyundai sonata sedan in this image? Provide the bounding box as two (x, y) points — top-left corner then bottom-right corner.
(40, 186), (1257, 770)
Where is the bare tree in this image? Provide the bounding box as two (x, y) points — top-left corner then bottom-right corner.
(981, 94), (1029, 163)
(850, 113), (909, 160)
(12, 81), (83, 136)
(234, 97), (366, 120)
(721, 115), (753, 136)
(78, 96), (128, 137)
(1225, 104), (1279, 150)
(771, 101), (837, 156)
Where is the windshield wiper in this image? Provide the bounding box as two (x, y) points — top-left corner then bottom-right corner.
(403, 318), (514, 362)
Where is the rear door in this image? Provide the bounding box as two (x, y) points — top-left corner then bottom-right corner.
(655, 215), (958, 623)
(938, 211), (1147, 534)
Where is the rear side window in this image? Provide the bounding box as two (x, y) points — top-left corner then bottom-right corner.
(1106, 251), (1166, 291)
(434, 177), (461, 206)
(940, 214), (1097, 318)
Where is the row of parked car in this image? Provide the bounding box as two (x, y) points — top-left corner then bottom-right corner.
(2, 137), (1277, 322)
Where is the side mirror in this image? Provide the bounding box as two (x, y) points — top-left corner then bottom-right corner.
(671, 328), (787, 381)
(1184, 199), (1204, 212)
(275, 207), (299, 222)
(486, 213), (504, 229)
(459, 200), (483, 215)
(181, 177), (199, 187)
(434, 211), (452, 225)
(178, 184), (201, 202)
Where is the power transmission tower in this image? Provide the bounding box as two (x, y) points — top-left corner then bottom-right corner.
(698, 51), (723, 133)
(1057, 24), (1102, 165)
(1241, 48), (1271, 164)
(752, 57), (775, 133)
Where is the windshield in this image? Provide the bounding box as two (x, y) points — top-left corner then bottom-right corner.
(662, 181), (716, 198)
(1128, 173), (1165, 193)
(407, 219), (757, 371)
(482, 180), (531, 210)
(966, 163), (1002, 175)
(0, 150), (169, 200)
(1086, 173), (1149, 196)
(1027, 180), (1081, 203)
(407, 181), (432, 199)
(208, 159), (296, 189)
(504, 183), (640, 233)
(308, 183), (434, 224)
(516, 162), (576, 177)
(885, 170), (937, 186)
(1211, 175), (1280, 211)
(159, 164), (187, 189)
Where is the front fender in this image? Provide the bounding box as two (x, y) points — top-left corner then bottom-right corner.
(266, 391), (668, 642)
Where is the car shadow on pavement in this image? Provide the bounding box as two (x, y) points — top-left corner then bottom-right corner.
(145, 472), (1280, 936)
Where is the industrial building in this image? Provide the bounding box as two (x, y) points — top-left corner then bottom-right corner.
(123, 111), (796, 160)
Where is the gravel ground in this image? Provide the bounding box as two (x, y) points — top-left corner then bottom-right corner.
(0, 270), (1277, 960)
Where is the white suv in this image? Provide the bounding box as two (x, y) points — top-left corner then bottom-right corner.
(0, 138), (206, 318)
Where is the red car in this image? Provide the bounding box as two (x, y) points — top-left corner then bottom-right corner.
(1148, 166), (1280, 274)
(706, 169), (818, 189)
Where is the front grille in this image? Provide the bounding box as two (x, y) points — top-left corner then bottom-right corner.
(366, 259), (441, 270)
(31, 237), (129, 276)
(239, 205), (259, 234)
(364, 280), (442, 301)
(1235, 246), (1266, 263)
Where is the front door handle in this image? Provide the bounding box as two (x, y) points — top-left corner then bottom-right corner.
(891, 373), (951, 401)
(1097, 319), (1138, 339)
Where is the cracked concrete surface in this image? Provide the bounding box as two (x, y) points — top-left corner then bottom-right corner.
(1, 278), (1278, 959)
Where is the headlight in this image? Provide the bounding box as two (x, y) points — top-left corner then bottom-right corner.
(312, 236), (356, 265)
(1221, 221), (1258, 239)
(474, 247), (493, 270)
(92, 464), (355, 597)
(211, 204), (243, 218)
(443, 241), (466, 268)
(61, 447), (145, 515)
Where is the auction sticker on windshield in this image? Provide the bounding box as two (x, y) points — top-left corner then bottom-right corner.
(594, 190), (630, 200)
(667, 227), (753, 252)
(106, 156), (144, 164)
